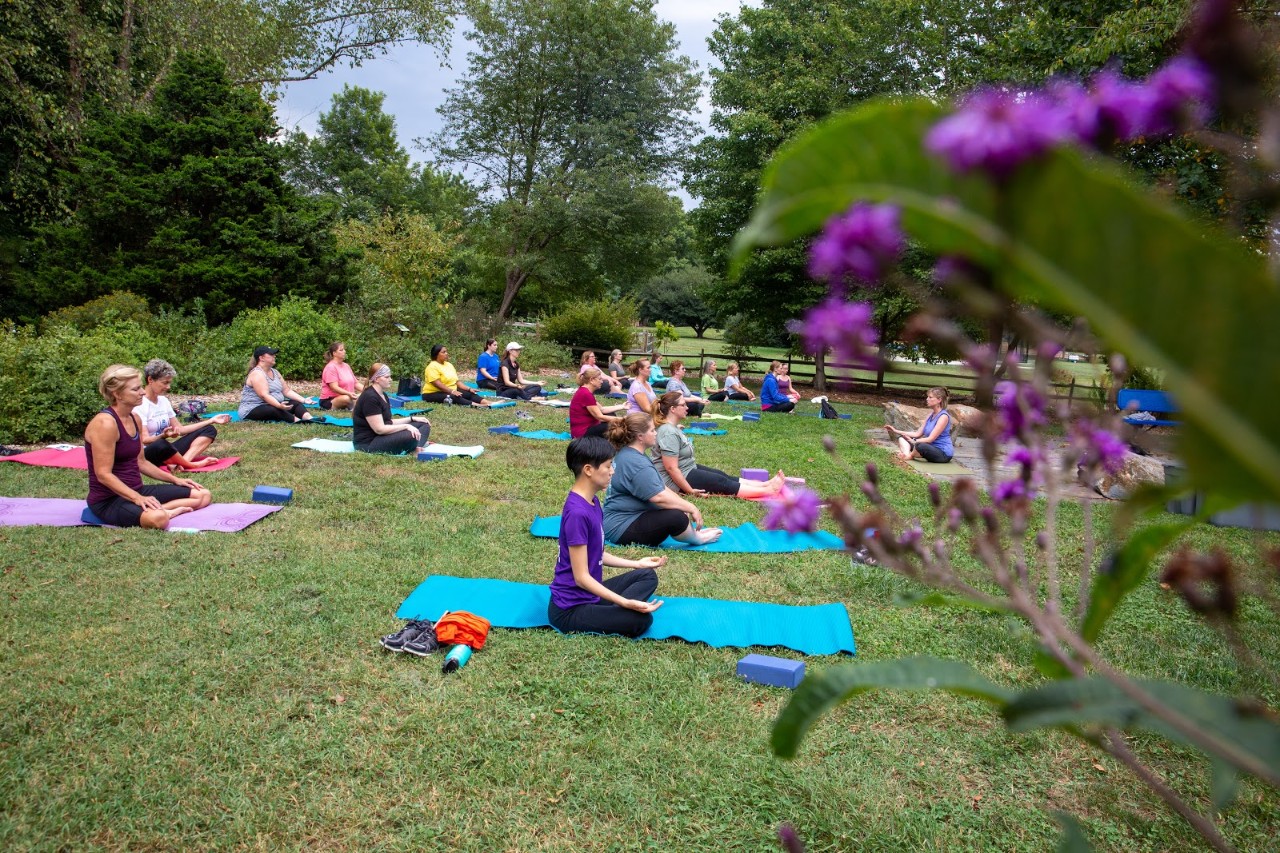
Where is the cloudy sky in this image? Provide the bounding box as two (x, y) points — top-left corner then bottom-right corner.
(273, 0), (756, 203)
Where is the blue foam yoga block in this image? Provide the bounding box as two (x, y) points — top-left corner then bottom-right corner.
(417, 451), (447, 462)
(742, 411), (761, 422)
(690, 421), (716, 430)
(388, 394), (410, 407)
(81, 506), (107, 526)
(253, 485), (293, 504)
(488, 424), (520, 435)
(736, 654), (805, 689)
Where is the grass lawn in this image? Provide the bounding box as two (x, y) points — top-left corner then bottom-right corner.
(2, 399), (1277, 849)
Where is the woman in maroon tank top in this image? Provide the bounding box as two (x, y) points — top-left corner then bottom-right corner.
(85, 365), (211, 529)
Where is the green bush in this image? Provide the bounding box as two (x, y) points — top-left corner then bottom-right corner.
(40, 292), (153, 333)
(541, 299), (637, 353)
(227, 296), (347, 380)
(0, 321), (167, 444)
(147, 310), (245, 394)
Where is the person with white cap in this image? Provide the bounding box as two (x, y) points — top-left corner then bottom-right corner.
(498, 341), (545, 400)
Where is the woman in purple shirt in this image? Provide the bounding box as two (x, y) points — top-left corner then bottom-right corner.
(85, 364), (210, 529)
(548, 436), (668, 637)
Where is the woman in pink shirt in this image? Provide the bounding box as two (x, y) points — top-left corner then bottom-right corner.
(319, 341), (363, 410)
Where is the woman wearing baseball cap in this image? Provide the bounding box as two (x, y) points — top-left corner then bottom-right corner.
(498, 341), (545, 400)
(238, 346), (322, 423)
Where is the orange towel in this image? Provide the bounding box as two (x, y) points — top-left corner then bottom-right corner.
(434, 611), (492, 650)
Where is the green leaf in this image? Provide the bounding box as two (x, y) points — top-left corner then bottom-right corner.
(734, 97), (1280, 507)
(1080, 521), (1193, 644)
(1211, 759), (1241, 812)
(1033, 647), (1073, 680)
(771, 657), (1014, 759)
(1003, 677), (1280, 787)
(1053, 811), (1093, 853)
(892, 589), (1009, 612)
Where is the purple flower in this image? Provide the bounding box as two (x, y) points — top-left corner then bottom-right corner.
(1146, 56), (1214, 130)
(992, 478), (1029, 505)
(808, 202), (906, 286)
(1044, 79), (1103, 146)
(994, 380), (1048, 442)
(1071, 421), (1128, 474)
(762, 486), (823, 534)
(925, 88), (1069, 180)
(1091, 68), (1160, 141)
(799, 296), (878, 366)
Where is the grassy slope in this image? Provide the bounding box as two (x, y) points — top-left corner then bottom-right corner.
(1, 400), (1276, 850)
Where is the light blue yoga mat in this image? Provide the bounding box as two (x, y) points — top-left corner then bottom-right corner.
(683, 427), (726, 436)
(395, 575), (855, 655)
(529, 516), (844, 552)
(314, 408), (422, 427)
(513, 429), (571, 441)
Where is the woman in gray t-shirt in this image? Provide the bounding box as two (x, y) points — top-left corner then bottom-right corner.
(651, 392), (784, 498)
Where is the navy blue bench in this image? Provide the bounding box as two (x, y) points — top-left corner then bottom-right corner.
(1117, 389), (1179, 427)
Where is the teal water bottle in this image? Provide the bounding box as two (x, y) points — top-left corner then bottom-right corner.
(441, 644), (472, 674)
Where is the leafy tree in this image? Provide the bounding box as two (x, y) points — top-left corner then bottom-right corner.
(686, 0), (1008, 386)
(432, 0), (700, 325)
(12, 53), (351, 324)
(637, 262), (719, 337)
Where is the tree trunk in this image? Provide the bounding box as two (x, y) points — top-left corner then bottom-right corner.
(813, 350), (827, 392)
(496, 265), (529, 330)
(116, 0), (135, 92)
(66, 1), (87, 125)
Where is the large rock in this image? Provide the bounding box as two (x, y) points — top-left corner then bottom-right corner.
(1090, 452), (1166, 500)
(882, 402), (984, 436)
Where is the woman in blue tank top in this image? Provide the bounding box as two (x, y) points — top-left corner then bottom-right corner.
(886, 386), (955, 463)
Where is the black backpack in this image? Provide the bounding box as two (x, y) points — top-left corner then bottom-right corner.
(398, 376), (422, 397)
(820, 399), (840, 420)
(175, 399), (207, 423)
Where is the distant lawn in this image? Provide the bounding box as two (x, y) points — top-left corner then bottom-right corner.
(1, 399), (1276, 849)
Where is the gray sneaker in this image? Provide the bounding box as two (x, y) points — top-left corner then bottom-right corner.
(380, 620), (430, 653)
(402, 625), (440, 657)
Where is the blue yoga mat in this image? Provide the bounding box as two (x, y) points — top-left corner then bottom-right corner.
(202, 411), (336, 424)
(529, 516), (844, 552)
(314, 408), (423, 428)
(395, 575), (855, 655)
(513, 429), (571, 441)
(683, 427), (726, 436)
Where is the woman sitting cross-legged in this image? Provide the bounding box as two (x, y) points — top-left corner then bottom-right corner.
(239, 346), (322, 423)
(498, 341), (546, 400)
(608, 349), (631, 390)
(722, 361), (754, 401)
(662, 360), (706, 416)
(548, 436), (669, 638)
(570, 367), (627, 438)
(354, 363), (432, 455)
(476, 339), (502, 391)
(625, 357), (657, 415)
(318, 341), (363, 410)
(86, 364), (211, 530)
(886, 386), (954, 463)
(579, 350), (621, 394)
(652, 392), (785, 498)
(138, 358), (229, 470)
(423, 344), (491, 406)
(759, 361), (796, 413)
(602, 412), (722, 547)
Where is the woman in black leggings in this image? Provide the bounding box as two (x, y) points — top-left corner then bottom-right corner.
(651, 392), (785, 498)
(600, 413), (723, 547)
(353, 363), (432, 455)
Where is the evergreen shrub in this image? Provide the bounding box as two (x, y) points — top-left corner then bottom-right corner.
(227, 296), (347, 379)
(541, 299), (637, 353)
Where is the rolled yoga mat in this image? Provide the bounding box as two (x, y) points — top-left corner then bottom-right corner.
(395, 575), (855, 655)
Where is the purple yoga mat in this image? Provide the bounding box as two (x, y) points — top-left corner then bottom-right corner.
(0, 497), (88, 527)
(0, 497), (280, 532)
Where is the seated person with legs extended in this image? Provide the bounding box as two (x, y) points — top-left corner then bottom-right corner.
(85, 364), (211, 530)
(662, 360), (706, 416)
(354, 363), (432, 455)
(602, 413), (722, 547)
(138, 358), (228, 470)
(548, 436), (669, 638)
(652, 392), (785, 498)
(423, 344), (491, 406)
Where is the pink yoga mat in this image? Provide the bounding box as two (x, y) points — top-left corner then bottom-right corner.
(0, 447), (240, 472)
(0, 497), (280, 531)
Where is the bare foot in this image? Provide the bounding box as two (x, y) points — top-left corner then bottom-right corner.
(766, 472), (786, 493)
(166, 506), (194, 519)
(696, 527), (723, 544)
(186, 456), (216, 469)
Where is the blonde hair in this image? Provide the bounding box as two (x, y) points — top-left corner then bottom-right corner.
(610, 349), (622, 362)
(768, 360), (782, 374)
(928, 386), (950, 407)
(99, 364), (140, 403)
(580, 351), (596, 366)
(578, 365), (602, 386)
(727, 361), (740, 375)
(606, 412), (653, 447)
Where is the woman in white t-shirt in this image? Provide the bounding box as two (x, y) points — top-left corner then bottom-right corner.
(138, 359), (230, 469)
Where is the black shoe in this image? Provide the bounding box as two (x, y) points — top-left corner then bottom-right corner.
(380, 620), (430, 652)
(402, 624), (440, 657)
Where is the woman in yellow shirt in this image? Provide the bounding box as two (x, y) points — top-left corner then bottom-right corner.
(423, 344), (491, 406)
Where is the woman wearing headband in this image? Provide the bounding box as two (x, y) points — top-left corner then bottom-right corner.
(353, 363), (432, 455)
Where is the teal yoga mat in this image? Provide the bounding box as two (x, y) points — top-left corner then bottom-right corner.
(513, 429), (571, 441)
(395, 575), (855, 655)
(529, 516), (844, 552)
